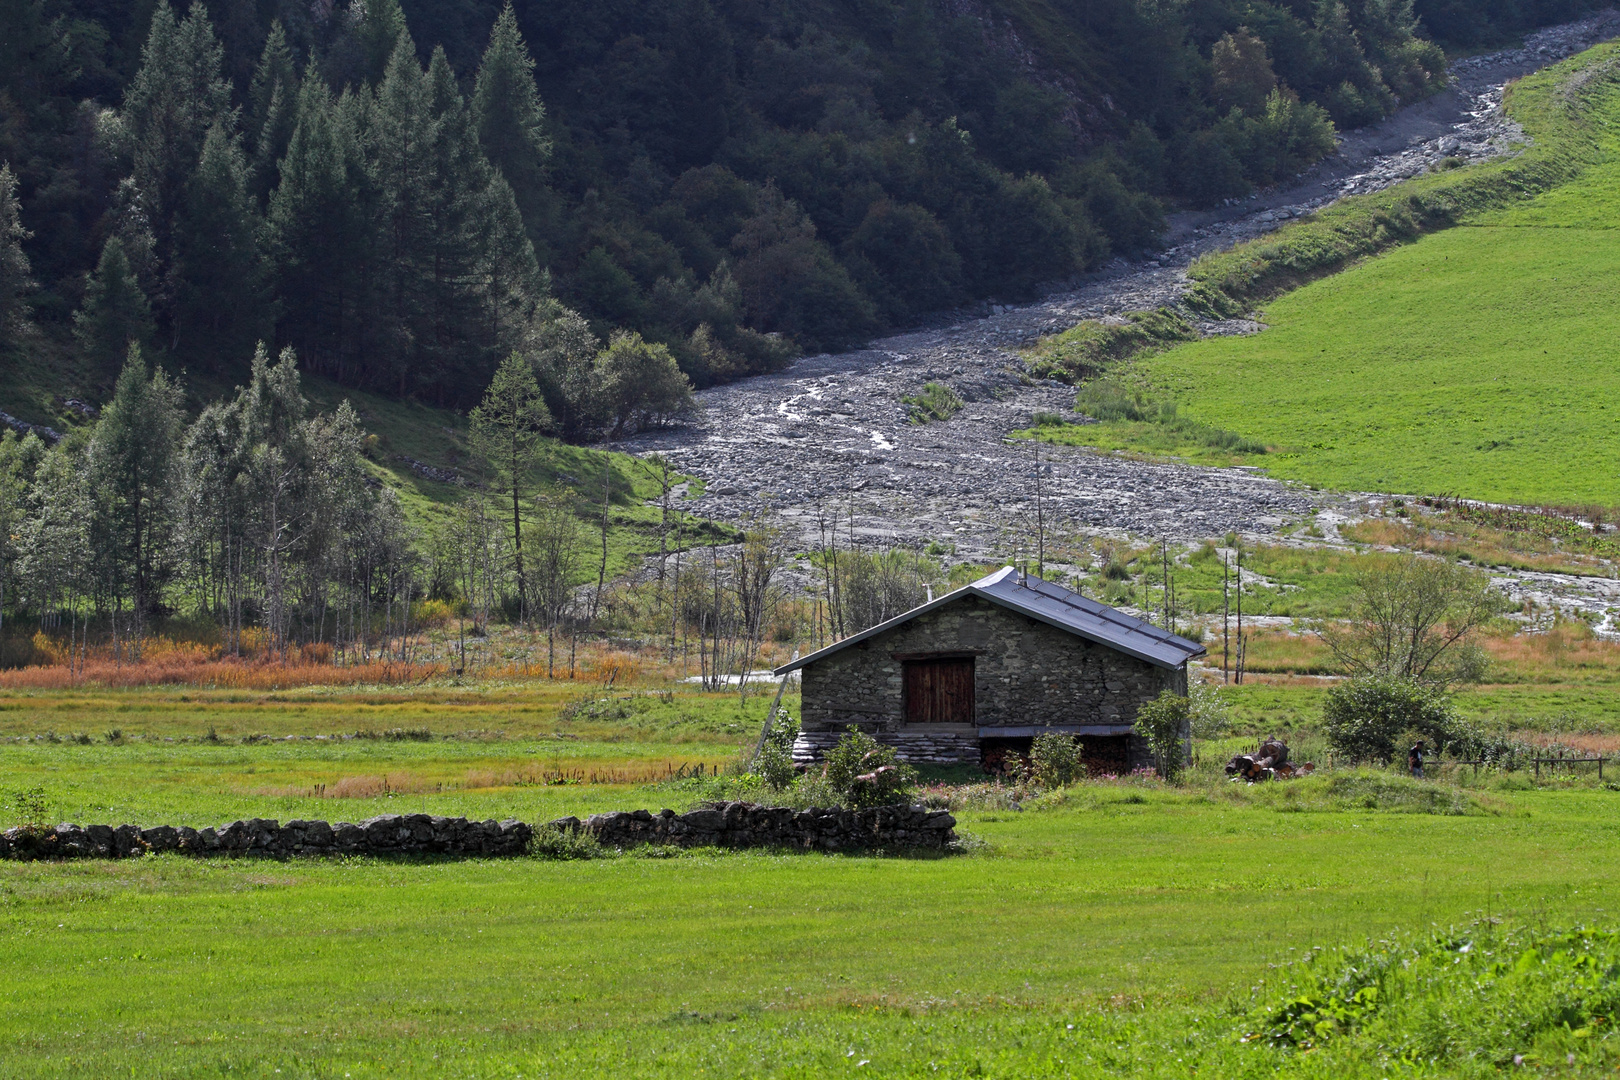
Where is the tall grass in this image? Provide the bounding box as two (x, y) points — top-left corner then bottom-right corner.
(1034, 378), (1267, 455)
(0, 656), (447, 690)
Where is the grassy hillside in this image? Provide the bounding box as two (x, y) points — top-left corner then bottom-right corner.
(1030, 43), (1620, 504)
(1, 353), (724, 595)
(298, 374), (725, 587)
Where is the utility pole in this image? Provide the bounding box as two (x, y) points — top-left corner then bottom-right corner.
(1033, 442), (1045, 580)
(1222, 554), (1230, 685)
(1161, 539), (1170, 631)
(1234, 546), (1244, 685)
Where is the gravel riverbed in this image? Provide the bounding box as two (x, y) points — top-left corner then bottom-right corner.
(616, 14), (1620, 620)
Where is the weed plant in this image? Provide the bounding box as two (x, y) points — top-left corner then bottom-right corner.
(902, 382), (965, 423)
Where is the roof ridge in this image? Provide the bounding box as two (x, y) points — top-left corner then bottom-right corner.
(1010, 573), (1199, 652)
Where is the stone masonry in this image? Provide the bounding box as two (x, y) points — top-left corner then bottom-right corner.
(556, 801), (957, 851)
(795, 593), (1182, 768)
(1, 814), (533, 860)
(0, 807), (954, 859)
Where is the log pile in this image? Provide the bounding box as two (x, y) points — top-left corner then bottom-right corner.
(1224, 738), (1315, 783)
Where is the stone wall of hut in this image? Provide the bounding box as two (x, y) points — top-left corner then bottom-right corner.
(795, 594), (1182, 767)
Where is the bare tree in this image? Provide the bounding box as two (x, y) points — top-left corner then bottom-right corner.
(525, 491), (585, 678)
(1316, 555), (1503, 684)
(733, 516), (788, 701)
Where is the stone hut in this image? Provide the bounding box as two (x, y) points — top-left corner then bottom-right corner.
(775, 566), (1205, 772)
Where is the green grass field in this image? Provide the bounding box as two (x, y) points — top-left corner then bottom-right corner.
(0, 678), (1618, 1077)
(3, 776), (1617, 1077)
(1030, 48), (1620, 505)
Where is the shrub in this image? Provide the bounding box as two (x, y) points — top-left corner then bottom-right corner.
(530, 825), (608, 860)
(1188, 681), (1231, 740)
(1253, 922), (1620, 1061)
(822, 727), (917, 808)
(1134, 690), (1191, 781)
(903, 382), (964, 424)
(1030, 731), (1082, 787)
(1322, 675), (1460, 763)
(752, 706), (798, 791)
(6, 787), (49, 833)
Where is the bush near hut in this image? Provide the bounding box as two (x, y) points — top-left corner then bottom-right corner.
(822, 727), (917, 808)
(1323, 675), (1461, 763)
(1029, 732), (1083, 787)
(1135, 690), (1192, 781)
(752, 707), (799, 791)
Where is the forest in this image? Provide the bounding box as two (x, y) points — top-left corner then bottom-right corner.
(0, 0), (1600, 410)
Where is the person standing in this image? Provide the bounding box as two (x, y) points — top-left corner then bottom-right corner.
(1408, 739), (1426, 779)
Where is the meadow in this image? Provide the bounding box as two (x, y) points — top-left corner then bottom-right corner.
(0, 676), (1618, 1077)
(1029, 44), (1620, 505)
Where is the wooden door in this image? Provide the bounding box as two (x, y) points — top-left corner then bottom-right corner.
(903, 657), (975, 725)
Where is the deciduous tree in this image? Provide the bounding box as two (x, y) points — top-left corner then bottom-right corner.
(469, 351), (551, 605)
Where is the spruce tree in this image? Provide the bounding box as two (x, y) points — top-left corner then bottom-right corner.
(369, 36), (436, 391)
(122, 1), (234, 315)
(472, 5), (550, 226)
(266, 78), (371, 377)
(0, 163), (33, 347)
(422, 46), (499, 383)
(89, 345), (185, 621)
(247, 20), (299, 206)
(171, 123), (266, 369)
(357, 0), (410, 87)
(75, 237), (154, 373)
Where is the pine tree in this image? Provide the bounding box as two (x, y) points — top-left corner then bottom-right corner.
(123, 1), (234, 317)
(357, 0), (410, 87)
(468, 351), (550, 606)
(0, 163), (33, 346)
(266, 78), (372, 378)
(425, 48), (484, 348)
(171, 123), (266, 369)
(472, 5), (550, 227)
(89, 345), (185, 621)
(74, 236), (154, 373)
(369, 35), (436, 392)
(247, 20), (299, 206)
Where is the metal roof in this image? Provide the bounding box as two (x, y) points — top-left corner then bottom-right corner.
(774, 566), (1206, 674)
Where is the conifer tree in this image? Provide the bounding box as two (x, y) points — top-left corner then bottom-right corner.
(424, 47), (484, 350)
(172, 124), (266, 369)
(74, 236), (154, 372)
(247, 21), (299, 205)
(89, 345), (185, 621)
(468, 351), (550, 606)
(472, 5), (550, 228)
(370, 35), (436, 390)
(123, 1), (234, 285)
(0, 164), (33, 346)
(266, 78), (371, 377)
(357, 0), (410, 87)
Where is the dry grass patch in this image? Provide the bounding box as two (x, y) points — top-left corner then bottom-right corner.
(1341, 513), (1613, 576)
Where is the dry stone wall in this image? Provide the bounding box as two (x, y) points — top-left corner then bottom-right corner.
(0, 814), (533, 860)
(0, 805), (956, 858)
(554, 801), (957, 851)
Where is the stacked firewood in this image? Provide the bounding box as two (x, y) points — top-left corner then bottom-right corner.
(1224, 738), (1316, 782)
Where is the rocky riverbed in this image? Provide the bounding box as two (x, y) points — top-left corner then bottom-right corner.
(617, 12), (1620, 569)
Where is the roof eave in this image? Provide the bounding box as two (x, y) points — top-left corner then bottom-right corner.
(971, 588), (1206, 669)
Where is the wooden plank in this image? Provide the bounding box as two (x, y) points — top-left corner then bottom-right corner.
(903, 657), (975, 725)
